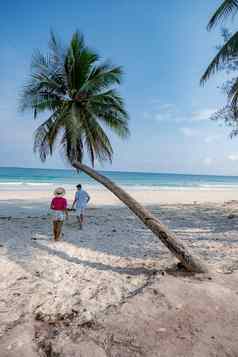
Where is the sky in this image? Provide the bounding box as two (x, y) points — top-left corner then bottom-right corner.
(1, 0), (238, 175)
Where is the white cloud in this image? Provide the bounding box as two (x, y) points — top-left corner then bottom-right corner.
(146, 101), (216, 124)
(228, 154), (238, 161)
(191, 109), (216, 121)
(204, 135), (221, 143)
(145, 100), (186, 123)
(204, 157), (213, 166)
(180, 127), (198, 137)
(153, 104), (179, 122)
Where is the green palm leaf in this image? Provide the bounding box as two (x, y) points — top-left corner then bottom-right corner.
(228, 76), (238, 109)
(201, 30), (238, 84)
(207, 0), (238, 30)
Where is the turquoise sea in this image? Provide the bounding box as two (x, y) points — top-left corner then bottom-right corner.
(1, 166), (238, 191)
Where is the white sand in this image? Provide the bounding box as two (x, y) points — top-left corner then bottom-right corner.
(0, 185), (238, 213)
(1, 188), (238, 355)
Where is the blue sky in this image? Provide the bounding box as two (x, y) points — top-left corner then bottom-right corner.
(1, 0), (238, 175)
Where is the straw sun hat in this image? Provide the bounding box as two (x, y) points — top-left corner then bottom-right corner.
(54, 187), (66, 196)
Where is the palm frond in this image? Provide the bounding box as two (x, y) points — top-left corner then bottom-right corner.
(71, 103), (113, 166)
(211, 105), (238, 136)
(228, 76), (238, 109)
(34, 102), (71, 160)
(82, 114), (113, 166)
(82, 64), (122, 94)
(49, 31), (65, 66)
(64, 31), (99, 94)
(61, 127), (84, 164)
(207, 0), (238, 30)
(88, 90), (129, 138)
(34, 113), (62, 161)
(201, 30), (238, 84)
(21, 91), (63, 117)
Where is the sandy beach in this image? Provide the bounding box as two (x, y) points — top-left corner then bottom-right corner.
(0, 185), (238, 215)
(3, 0), (238, 353)
(1, 188), (238, 355)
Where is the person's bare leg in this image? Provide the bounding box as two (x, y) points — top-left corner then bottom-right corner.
(79, 213), (84, 230)
(54, 221), (60, 241)
(76, 212), (83, 229)
(53, 221), (57, 241)
(59, 221), (64, 240)
(56, 221), (63, 240)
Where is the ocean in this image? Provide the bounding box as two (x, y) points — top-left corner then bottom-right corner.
(1, 167), (238, 191)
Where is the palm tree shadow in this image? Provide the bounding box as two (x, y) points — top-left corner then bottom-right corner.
(59, 208), (166, 260)
(33, 241), (157, 276)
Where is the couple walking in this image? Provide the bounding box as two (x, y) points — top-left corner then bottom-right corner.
(50, 184), (90, 241)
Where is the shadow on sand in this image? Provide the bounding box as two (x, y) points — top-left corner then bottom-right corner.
(1, 203), (238, 278)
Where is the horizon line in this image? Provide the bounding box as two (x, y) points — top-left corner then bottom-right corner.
(1, 165), (238, 178)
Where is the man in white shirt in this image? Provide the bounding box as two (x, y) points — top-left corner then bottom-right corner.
(72, 184), (90, 229)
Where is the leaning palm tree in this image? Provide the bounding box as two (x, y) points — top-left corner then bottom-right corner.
(20, 31), (208, 273)
(201, 0), (238, 108)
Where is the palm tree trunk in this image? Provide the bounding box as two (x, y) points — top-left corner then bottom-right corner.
(73, 161), (209, 273)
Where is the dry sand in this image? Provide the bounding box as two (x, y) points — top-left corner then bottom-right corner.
(1, 185), (238, 207)
(1, 189), (238, 356)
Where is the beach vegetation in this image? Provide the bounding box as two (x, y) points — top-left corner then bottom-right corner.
(201, 0), (238, 135)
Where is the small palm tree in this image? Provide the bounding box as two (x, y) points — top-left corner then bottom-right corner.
(20, 31), (207, 273)
(201, 0), (238, 108)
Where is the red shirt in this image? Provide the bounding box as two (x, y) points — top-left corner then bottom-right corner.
(51, 197), (67, 211)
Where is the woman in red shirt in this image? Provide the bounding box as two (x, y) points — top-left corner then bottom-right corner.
(50, 187), (68, 241)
